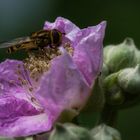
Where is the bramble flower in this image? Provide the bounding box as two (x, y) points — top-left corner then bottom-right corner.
(0, 17), (106, 137)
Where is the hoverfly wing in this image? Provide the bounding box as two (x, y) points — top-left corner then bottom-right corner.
(0, 37), (31, 48)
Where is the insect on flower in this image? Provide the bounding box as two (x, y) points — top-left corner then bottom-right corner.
(0, 29), (64, 53)
(0, 17), (106, 137)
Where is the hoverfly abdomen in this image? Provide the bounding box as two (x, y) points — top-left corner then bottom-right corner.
(7, 44), (21, 53)
(7, 47), (13, 53)
(0, 36), (32, 53)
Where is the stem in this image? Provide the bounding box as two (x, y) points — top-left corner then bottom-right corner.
(99, 104), (118, 127)
(33, 135), (37, 140)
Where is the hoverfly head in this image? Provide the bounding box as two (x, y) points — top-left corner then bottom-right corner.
(51, 29), (64, 46)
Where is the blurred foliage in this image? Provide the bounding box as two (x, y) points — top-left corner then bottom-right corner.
(0, 0), (140, 139)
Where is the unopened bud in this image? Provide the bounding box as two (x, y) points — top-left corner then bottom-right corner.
(104, 38), (136, 73)
(102, 63), (109, 78)
(90, 124), (121, 140)
(49, 123), (93, 140)
(135, 49), (140, 64)
(118, 64), (140, 95)
(103, 72), (125, 105)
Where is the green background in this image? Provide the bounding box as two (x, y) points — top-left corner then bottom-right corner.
(0, 0), (140, 139)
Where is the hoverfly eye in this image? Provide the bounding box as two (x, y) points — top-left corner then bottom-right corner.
(51, 29), (62, 45)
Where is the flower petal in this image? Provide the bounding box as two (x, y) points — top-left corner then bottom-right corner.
(0, 60), (35, 106)
(73, 21), (106, 86)
(0, 60), (53, 137)
(0, 59), (23, 83)
(36, 52), (90, 120)
(0, 59), (32, 95)
(0, 95), (52, 137)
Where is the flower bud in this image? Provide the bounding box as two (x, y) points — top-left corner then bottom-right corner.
(90, 124), (121, 140)
(135, 49), (140, 64)
(49, 123), (93, 140)
(103, 72), (125, 106)
(104, 38), (136, 73)
(102, 63), (109, 78)
(118, 64), (140, 95)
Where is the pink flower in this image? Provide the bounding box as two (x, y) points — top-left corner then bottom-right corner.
(0, 17), (106, 137)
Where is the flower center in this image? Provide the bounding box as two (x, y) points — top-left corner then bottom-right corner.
(14, 44), (73, 110)
(24, 43), (73, 81)
(24, 47), (61, 81)
(15, 43), (73, 95)
(15, 44), (73, 94)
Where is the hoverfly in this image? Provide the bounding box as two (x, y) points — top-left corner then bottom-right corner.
(0, 29), (63, 53)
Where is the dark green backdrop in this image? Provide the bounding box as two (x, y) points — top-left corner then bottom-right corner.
(0, 0), (140, 139)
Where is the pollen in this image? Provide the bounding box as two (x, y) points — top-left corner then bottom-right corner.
(64, 43), (74, 56)
(24, 47), (61, 79)
(24, 43), (73, 80)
